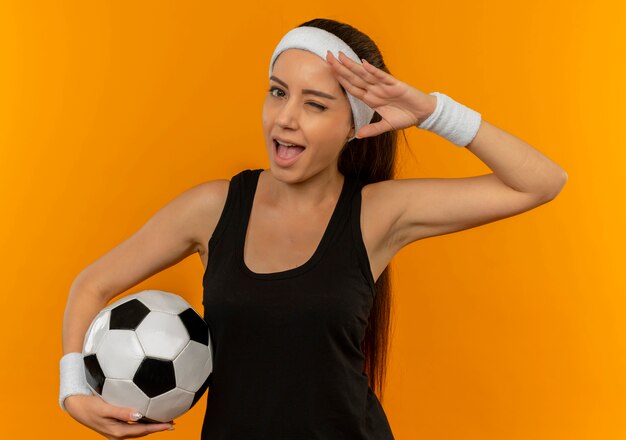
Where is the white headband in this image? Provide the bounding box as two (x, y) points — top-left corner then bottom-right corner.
(268, 26), (375, 143)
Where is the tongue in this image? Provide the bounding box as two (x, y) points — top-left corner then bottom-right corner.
(277, 144), (305, 159)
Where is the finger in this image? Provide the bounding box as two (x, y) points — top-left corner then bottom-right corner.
(326, 51), (374, 89)
(100, 402), (144, 423)
(360, 58), (397, 86)
(335, 51), (380, 86)
(356, 120), (395, 139)
(114, 420), (174, 437)
(330, 51), (376, 88)
(101, 418), (173, 439)
(334, 73), (368, 101)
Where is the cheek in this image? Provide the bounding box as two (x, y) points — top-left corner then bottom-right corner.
(313, 132), (347, 157)
(261, 98), (274, 122)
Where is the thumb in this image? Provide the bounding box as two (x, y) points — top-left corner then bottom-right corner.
(104, 403), (143, 422)
(355, 121), (391, 139)
(125, 409), (144, 422)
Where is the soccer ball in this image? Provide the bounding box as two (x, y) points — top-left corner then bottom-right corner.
(82, 290), (213, 423)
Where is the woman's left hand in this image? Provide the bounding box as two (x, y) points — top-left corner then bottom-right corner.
(326, 50), (437, 139)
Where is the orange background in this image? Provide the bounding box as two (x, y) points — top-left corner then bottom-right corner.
(1, 1), (623, 439)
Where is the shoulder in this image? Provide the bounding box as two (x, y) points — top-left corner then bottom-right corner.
(178, 179), (231, 213)
(177, 179), (231, 255)
(359, 179), (407, 255)
(361, 179), (405, 228)
(192, 168), (261, 218)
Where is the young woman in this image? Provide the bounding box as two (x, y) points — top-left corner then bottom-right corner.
(60, 18), (567, 440)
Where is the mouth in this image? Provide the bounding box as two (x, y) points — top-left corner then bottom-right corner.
(273, 138), (306, 156)
(272, 138), (306, 164)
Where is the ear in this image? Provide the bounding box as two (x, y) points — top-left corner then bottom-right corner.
(347, 125), (355, 140)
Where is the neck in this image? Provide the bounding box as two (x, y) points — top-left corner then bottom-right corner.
(262, 168), (345, 212)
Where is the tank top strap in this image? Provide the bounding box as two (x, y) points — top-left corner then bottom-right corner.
(349, 178), (378, 299)
(238, 168), (264, 223)
(208, 168), (263, 253)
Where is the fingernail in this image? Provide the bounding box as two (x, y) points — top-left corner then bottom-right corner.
(130, 412), (143, 421)
(168, 425), (175, 431)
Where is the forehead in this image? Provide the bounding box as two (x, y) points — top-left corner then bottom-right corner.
(271, 48), (340, 91)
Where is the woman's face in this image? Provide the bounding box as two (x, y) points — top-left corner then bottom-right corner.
(262, 48), (355, 178)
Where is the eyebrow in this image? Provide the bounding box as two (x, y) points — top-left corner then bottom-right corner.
(270, 75), (337, 100)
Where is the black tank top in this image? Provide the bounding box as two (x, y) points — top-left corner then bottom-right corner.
(200, 168), (395, 439)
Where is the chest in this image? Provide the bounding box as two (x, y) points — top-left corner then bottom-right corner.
(199, 184), (396, 284)
(243, 202), (336, 273)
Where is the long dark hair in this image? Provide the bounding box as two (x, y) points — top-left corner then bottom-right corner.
(296, 18), (404, 403)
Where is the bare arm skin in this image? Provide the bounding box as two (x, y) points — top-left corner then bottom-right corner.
(325, 51), (568, 254)
(63, 179), (228, 353)
(61, 179), (229, 439)
(380, 116), (568, 250)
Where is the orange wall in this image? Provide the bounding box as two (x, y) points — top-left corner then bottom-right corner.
(1, 1), (623, 439)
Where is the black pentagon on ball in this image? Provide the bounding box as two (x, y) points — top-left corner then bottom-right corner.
(84, 354), (105, 395)
(109, 299), (150, 330)
(179, 308), (209, 346)
(133, 357), (176, 398)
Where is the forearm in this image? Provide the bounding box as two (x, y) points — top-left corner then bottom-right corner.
(416, 92), (568, 198)
(62, 280), (108, 354)
(464, 120), (568, 198)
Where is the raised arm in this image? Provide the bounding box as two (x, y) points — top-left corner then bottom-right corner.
(326, 51), (568, 249)
(375, 118), (568, 248)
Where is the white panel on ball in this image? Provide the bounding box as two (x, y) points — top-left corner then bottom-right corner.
(83, 310), (110, 355)
(136, 290), (191, 314)
(83, 289), (213, 422)
(136, 312), (189, 360)
(146, 387), (195, 422)
(173, 340), (213, 392)
(102, 379), (150, 415)
(97, 330), (145, 379)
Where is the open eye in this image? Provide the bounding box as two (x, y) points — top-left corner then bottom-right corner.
(268, 86), (285, 98)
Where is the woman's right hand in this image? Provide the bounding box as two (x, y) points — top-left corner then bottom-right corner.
(64, 394), (174, 439)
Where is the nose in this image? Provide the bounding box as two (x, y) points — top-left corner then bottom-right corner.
(274, 98), (300, 130)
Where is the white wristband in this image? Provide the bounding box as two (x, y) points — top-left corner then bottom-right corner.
(59, 352), (93, 411)
(417, 92), (482, 147)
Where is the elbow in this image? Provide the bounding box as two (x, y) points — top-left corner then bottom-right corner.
(542, 171), (569, 201)
(70, 272), (107, 303)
